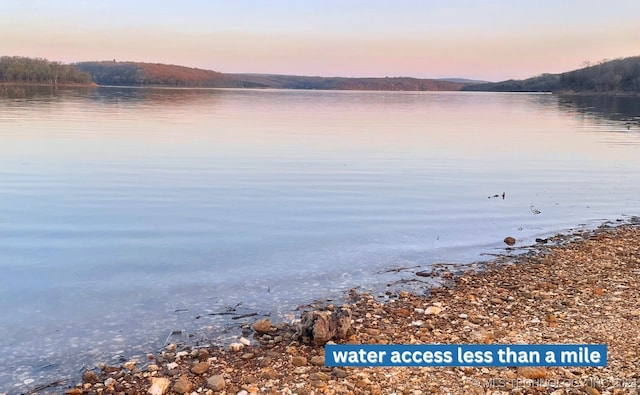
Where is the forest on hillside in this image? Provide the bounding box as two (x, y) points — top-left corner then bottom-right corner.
(463, 56), (640, 93)
(74, 61), (256, 87)
(0, 56), (92, 85)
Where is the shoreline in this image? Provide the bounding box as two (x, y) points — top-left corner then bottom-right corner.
(22, 220), (640, 395)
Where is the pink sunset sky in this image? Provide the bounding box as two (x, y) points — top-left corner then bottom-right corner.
(2, 0), (639, 81)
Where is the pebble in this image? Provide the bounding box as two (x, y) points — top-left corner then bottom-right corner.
(191, 361), (211, 374)
(172, 376), (193, 394)
(310, 355), (325, 366)
(310, 372), (330, 381)
(292, 356), (307, 366)
(516, 366), (546, 379)
(425, 306), (442, 315)
(123, 360), (136, 371)
(334, 368), (348, 378)
(166, 362), (178, 370)
(147, 377), (170, 395)
(584, 386), (600, 395)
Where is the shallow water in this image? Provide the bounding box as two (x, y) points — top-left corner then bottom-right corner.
(1, 87), (639, 391)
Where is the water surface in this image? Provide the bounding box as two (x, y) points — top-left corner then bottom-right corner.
(1, 87), (639, 391)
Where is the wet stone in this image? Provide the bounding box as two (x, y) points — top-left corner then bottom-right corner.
(82, 370), (99, 384)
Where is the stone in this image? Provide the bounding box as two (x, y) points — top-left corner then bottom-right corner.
(584, 387), (600, 395)
(260, 367), (279, 379)
(396, 308), (411, 317)
(172, 376), (193, 394)
(310, 372), (330, 381)
(504, 236), (516, 246)
(206, 375), (226, 391)
(469, 329), (494, 344)
(82, 370), (99, 384)
(228, 342), (244, 352)
(292, 356), (308, 366)
(258, 356), (272, 367)
(147, 377), (170, 395)
(516, 366), (546, 379)
(191, 361), (211, 374)
(356, 378), (372, 388)
(425, 306), (442, 315)
(310, 355), (325, 366)
(252, 317), (272, 333)
(334, 368), (348, 378)
(197, 348), (210, 360)
(65, 389), (83, 395)
(166, 362), (178, 370)
(122, 360), (136, 371)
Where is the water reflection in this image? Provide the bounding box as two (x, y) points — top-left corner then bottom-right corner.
(3, 86), (639, 127)
(557, 94), (640, 125)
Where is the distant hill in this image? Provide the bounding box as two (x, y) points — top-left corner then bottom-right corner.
(75, 61), (466, 91)
(437, 78), (490, 84)
(227, 73), (466, 91)
(463, 56), (640, 94)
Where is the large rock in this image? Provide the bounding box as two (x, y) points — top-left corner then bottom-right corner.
(297, 307), (352, 345)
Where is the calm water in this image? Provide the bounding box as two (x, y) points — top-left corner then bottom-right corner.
(1, 86), (639, 391)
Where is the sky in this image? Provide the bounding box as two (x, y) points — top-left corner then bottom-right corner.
(2, 0), (639, 81)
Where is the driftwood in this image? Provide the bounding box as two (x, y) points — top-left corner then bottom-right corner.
(297, 307), (352, 345)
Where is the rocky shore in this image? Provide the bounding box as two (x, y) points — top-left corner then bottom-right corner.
(24, 224), (640, 395)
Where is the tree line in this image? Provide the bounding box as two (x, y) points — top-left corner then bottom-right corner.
(463, 56), (640, 93)
(0, 56), (92, 85)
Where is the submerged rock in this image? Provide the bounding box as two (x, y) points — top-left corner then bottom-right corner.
(504, 236), (516, 246)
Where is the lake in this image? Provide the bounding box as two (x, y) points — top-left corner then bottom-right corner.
(1, 86), (639, 391)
